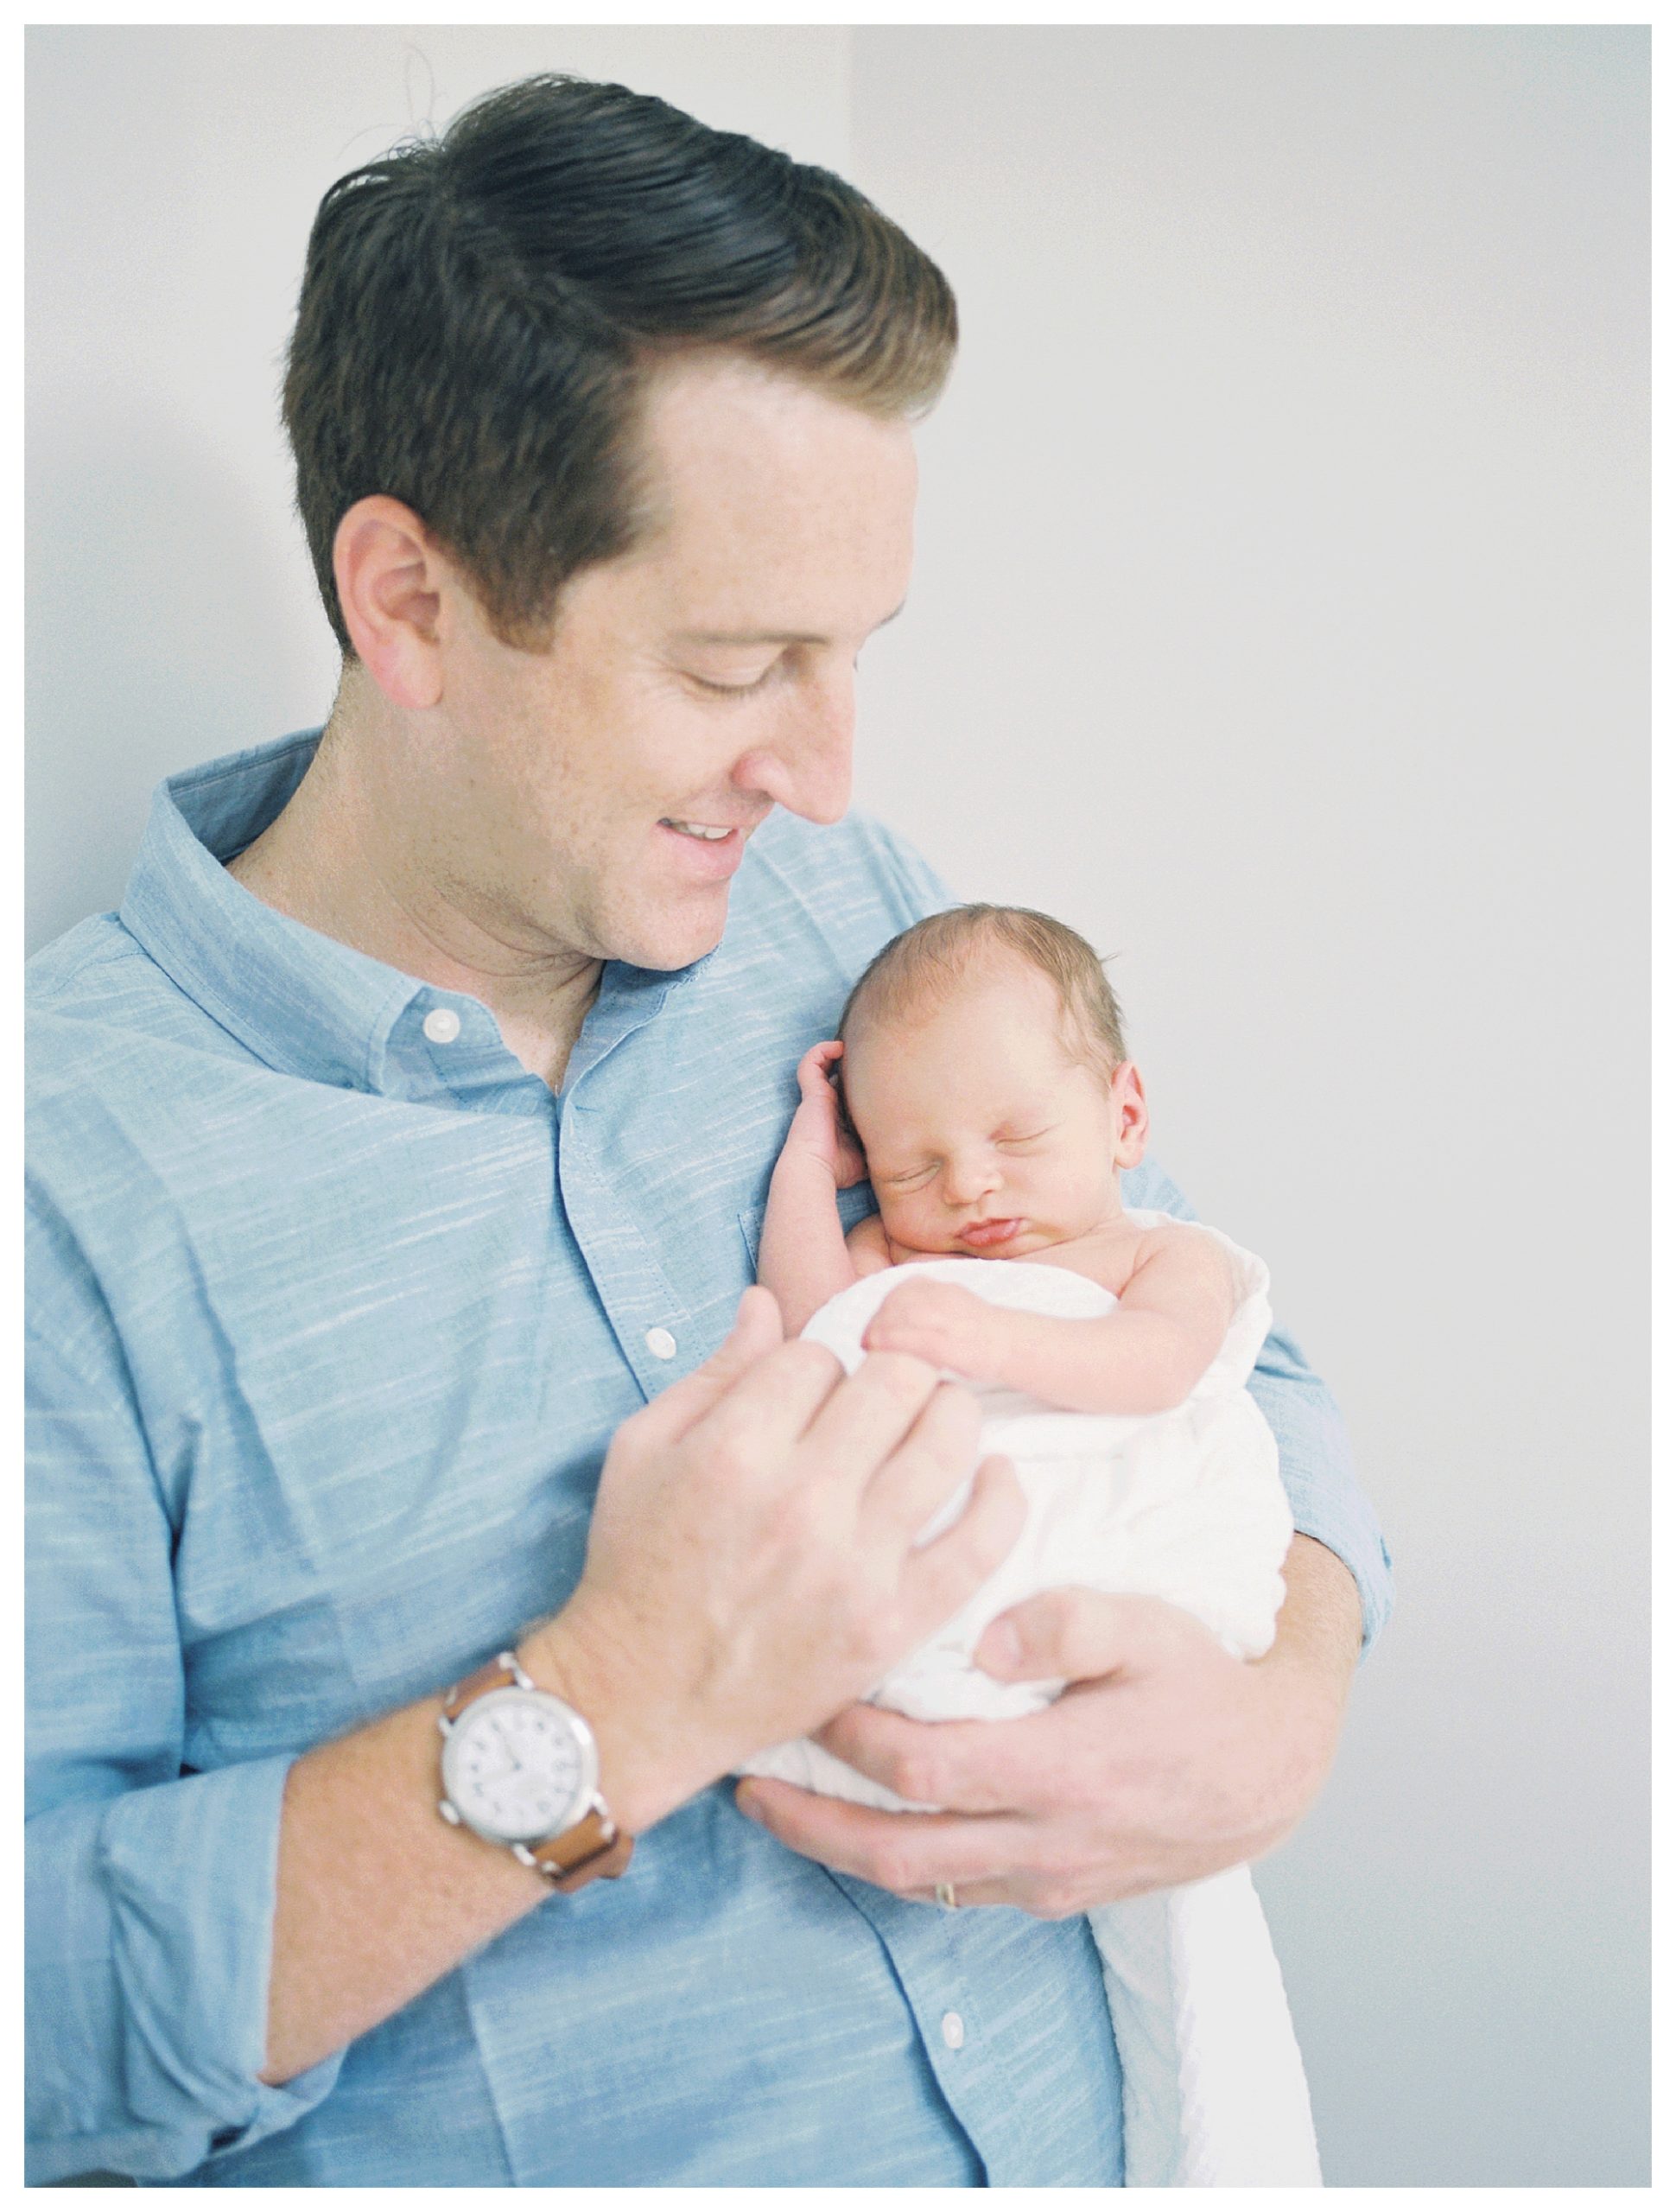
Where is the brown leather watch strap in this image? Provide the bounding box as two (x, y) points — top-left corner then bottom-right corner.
(441, 1654), (520, 1723)
(524, 1804), (635, 1891)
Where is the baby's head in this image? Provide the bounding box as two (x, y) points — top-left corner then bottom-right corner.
(835, 905), (1147, 1259)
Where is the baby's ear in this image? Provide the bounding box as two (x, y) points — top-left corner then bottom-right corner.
(1109, 1062), (1149, 1167)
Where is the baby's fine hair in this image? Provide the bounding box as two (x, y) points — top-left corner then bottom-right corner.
(837, 904), (1127, 1071)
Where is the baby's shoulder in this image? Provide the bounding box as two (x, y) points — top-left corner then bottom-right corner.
(1127, 1217), (1241, 1308)
(1047, 1216), (1229, 1300)
(1029, 1218), (1149, 1296)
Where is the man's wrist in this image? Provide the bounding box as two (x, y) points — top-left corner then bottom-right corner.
(517, 1605), (705, 1839)
(1250, 1536), (1361, 1799)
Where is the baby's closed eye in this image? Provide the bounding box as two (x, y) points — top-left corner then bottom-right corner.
(879, 1163), (937, 1190)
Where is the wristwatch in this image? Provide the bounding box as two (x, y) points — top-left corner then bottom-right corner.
(436, 1649), (633, 1891)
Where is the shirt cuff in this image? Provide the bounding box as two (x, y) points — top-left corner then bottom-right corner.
(28, 1752), (343, 2183)
(1249, 1367), (1395, 1658)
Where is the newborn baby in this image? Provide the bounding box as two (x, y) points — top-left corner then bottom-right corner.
(748, 899), (1292, 1762)
(740, 903), (1319, 2185)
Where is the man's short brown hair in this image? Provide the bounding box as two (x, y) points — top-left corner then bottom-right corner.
(283, 73), (958, 658)
(838, 905), (1128, 1075)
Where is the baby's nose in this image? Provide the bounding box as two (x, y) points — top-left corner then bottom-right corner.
(943, 1153), (1002, 1204)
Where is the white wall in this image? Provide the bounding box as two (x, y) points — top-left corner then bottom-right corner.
(848, 27), (1647, 2188)
(27, 24), (1647, 2188)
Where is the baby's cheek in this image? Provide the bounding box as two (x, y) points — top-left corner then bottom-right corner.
(876, 1197), (913, 1245)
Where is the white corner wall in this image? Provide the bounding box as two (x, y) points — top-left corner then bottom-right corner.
(848, 26), (1647, 2187)
(27, 24), (1647, 2190)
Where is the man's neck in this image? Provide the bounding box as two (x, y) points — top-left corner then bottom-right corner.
(226, 693), (601, 1090)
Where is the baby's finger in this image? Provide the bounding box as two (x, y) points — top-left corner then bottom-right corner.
(797, 1039), (844, 1097)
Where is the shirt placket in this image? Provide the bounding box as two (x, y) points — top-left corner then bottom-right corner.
(556, 971), (701, 1400)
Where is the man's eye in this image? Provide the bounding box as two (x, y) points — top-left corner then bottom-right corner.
(689, 666), (776, 697)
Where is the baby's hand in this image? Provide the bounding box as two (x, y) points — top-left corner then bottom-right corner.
(784, 1040), (867, 1190)
(863, 1279), (1006, 1382)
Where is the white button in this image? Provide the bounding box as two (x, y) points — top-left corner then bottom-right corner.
(941, 2011), (966, 2050)
(422, 1007), (461, 1045)
(644, 1327), (677, 1361)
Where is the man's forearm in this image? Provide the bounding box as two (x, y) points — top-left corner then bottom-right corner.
(262, 1618), (681, 2086)
(1254, 1534), (1362, 1798)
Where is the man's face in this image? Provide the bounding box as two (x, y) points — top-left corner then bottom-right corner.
(422, 353), (918, 972)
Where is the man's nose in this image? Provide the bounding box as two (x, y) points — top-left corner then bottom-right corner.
(732, 668), (855, 826)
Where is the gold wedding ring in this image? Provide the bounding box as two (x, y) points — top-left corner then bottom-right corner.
(935, 1881), (959, 1910)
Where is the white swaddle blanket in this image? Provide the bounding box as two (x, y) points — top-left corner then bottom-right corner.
(740, 1212), (1321, 2186)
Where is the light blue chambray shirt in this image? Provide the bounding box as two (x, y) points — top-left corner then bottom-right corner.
(26, 732), (1392, 2188)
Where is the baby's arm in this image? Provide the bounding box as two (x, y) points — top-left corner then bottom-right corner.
(756, 1042), (870, 1337)
(863, 1227), (1236, 1415)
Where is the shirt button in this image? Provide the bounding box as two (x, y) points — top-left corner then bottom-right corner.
(941, 2011), (966, 2050)
(422, 1007), (462, 1045)
(644, 1327), (677, 1361)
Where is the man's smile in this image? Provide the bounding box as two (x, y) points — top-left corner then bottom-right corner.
(655, 816), (755, 880)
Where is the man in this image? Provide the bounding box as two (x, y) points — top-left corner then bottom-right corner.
(26, 74), (1390, 2185)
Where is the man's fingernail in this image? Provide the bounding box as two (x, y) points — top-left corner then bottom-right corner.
(979, 1621), (1022, 1673)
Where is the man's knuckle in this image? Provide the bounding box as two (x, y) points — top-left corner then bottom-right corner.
(771, 1487), (838, 1555)
(698, 1424), (756, 1489)
(867, 1349), (936, 1398)
(871, 1847), (921, 1895)
(780, 1339), (842, 1390)
(883, 1746), (938, 1807)
(929, 1380), (980, 1432)
(837, 1610), (888, 1676)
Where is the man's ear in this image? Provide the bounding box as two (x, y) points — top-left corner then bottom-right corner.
(333, 495), (451, 711)
(1108, 1062), (1149, 1170)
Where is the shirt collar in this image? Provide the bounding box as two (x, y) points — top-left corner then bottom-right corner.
(119, 729), (702, 1108)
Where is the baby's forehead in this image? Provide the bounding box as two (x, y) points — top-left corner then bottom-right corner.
(848, 946), (1073, 1050)
(844, 985), (1111, 1117)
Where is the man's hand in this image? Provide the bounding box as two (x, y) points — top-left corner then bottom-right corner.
(733, 1537), (1359, 1913)
(263, 1294), (1023, 2090)
(531, 1287), (1026, 1834)
(863, 1277), (1007, 1381)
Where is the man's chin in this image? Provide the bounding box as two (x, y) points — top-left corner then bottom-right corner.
(609, 893), (732, 975)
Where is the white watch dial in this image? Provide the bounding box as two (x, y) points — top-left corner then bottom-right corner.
(442, 1687), (596, 1846)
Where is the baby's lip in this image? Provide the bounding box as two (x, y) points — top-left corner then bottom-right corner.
(958, 1217), (1025, 1249)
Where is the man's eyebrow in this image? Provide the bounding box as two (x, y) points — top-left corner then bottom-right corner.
(672, 601), (908, 648)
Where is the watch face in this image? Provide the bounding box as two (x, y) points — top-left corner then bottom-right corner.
(441, 1687), (596, 1846)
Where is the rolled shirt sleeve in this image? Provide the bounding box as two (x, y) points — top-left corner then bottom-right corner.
(26, 1205), (343, 2184)
(1122, 1160), (1393, 1656)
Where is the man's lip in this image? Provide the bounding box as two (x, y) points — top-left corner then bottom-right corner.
(958, 1217), (1025, 1248)
(656, 817), (754, 881)
(658, 812), (768, 836)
